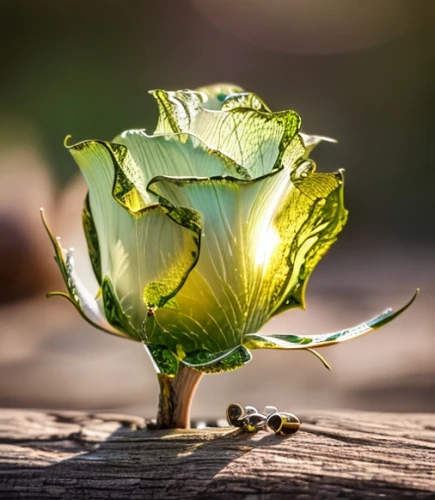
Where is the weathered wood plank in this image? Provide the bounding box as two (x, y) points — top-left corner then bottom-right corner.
(0, 409), (434, 499)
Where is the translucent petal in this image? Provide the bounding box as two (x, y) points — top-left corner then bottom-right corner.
(151, 89), (301, 178)
(271, 169), (348, 315)
(147, 164), (346, 352)
(244, 290), (419, 350)
(115, 130), (246, 182)
(68, 135), (246, 215)
(220, 92), (271, 112)
(101, 204), (201, 332)
(67, 140), (202, 334)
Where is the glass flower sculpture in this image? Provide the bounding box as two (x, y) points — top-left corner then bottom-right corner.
(42, 84), (417, 428)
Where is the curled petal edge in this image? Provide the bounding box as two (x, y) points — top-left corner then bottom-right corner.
(66, 131), (250, 213)
(150, 89), (303, 177)
(40, 208), (133, 340)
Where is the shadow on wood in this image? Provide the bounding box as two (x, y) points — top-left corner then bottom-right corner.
(0, 410), (434, 499)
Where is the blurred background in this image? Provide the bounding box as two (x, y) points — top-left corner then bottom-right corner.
(0, 0), (433, 420)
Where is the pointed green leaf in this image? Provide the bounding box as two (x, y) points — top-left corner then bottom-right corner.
(244, 290), (419, 350)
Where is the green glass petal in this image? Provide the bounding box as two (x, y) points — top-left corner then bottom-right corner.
(96, 203), (201, 332)
(109, 142), (150, 211)
(272, 169), (348, 315)
(114, 130), (247, 182)
(41, 209), (131, 340)
(68, 137), (150, 210)
(82, 194), (102, 285)
(68, 139), (202, 333)
(69, 135), (246, 214)
(281, 134), (307, 169)
(101, 275), (140, 339)
(147, 163), (346, 352)
(147, 174), (267, 352)
(151, 89), (302, 178)
(244, 290), (419, 350)
(220, 92), (271, 112)
(140, 205), (202, 310)
(199, 88), (333, 161)
(182, 346), (252, 374)
(152, 90), (204, 133)
(143, 306), (224, 354)
(68, 139), (138, 281)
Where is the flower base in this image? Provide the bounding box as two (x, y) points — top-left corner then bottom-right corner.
(156, 365), (203, 429)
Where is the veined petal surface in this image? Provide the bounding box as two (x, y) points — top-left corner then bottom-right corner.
(147, 164), (347, 353)
(152, 89), (301, 178)
(68, 140), (201, 335)
(114, 130), (247, 182)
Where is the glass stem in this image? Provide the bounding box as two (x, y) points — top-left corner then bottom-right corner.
(156, 365), (203, 429)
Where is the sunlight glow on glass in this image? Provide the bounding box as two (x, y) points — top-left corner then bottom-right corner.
(255, 227), (280, 267)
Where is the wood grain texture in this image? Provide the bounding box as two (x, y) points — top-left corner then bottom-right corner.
(0, 409), (434, 499)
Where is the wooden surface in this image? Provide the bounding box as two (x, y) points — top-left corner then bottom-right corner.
(0, 410), (434, 499)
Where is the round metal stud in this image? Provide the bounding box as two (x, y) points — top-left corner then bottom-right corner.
(226, 403), (246, 428)
(267, 412), (301, 436)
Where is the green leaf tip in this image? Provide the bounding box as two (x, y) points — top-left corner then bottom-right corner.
(244, 289), (419, 352)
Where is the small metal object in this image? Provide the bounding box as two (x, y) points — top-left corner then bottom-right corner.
(243, 412), (266, 433)
(226, 403), (265, 433)
(226, 403), (246, 428)
(266, 411), (301, 436)
(263, 405), (278, 415)
(226, 403), (300, 436)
